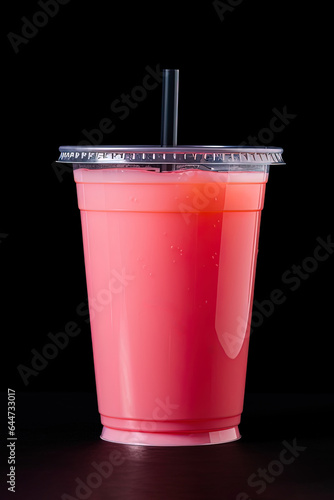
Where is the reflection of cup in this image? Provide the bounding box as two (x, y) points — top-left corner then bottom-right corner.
(58, 146), (284, 446)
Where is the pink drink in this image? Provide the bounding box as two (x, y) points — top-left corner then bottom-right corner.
(74, 167), (268, 445)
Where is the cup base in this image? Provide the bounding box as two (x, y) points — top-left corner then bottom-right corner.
(100, 425), (241, 446)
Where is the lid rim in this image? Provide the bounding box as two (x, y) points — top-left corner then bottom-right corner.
(57, 146), (284, 166)
(59, 145), (283, 154)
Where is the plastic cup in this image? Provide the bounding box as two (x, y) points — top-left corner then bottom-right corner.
(58, 145), (284, 446)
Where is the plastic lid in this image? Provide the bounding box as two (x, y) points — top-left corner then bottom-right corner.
(57, 145), (284, 169)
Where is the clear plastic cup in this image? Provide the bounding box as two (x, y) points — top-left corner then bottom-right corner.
(58, 145), (284, 446)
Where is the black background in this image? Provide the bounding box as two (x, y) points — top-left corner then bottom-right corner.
(1, 1), (333, 499)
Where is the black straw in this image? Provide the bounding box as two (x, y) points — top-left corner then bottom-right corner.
(160, 69), (179, 171)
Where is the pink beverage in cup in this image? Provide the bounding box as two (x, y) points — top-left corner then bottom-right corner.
(58, 146), (284, 446)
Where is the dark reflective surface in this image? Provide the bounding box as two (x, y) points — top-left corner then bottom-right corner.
(6, 393), (334, 500)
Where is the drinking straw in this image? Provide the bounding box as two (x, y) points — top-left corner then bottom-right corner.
(160, 69), (179, 171)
